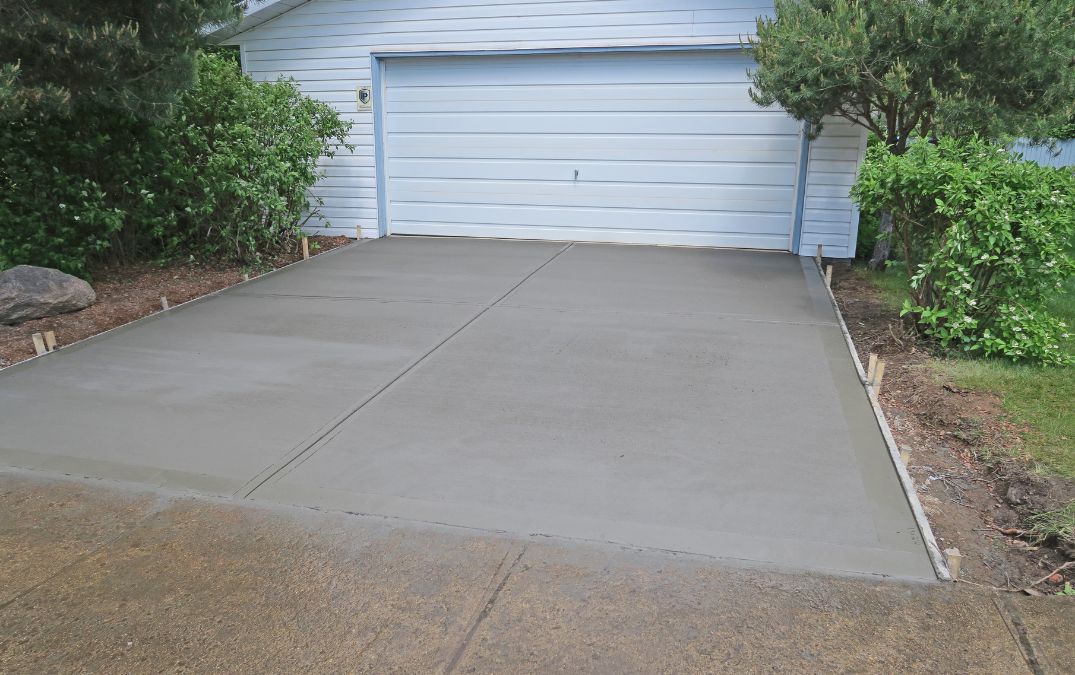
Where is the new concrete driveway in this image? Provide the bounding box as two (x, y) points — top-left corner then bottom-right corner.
(0, 237), (934, 580)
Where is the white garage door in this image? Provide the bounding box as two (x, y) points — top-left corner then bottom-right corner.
(382, 50), (803, 249)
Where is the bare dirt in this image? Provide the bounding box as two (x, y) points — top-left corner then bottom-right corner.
(0, 236), (351, 369)
(831, 264), (1074, 591)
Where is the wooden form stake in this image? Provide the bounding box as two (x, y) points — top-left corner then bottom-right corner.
(44, 331), (57, 352)
(301, 236), (310, 260)
(815, 243), (823, 267)
(242, 273), (250, 282)
(866, 353), (887, 394)
(824, 265), (833, 288)
(31, 333), (47, 356)
(872, 360), (887, 395)
(160, 296), (169, 310)
(944, 548), (962, 580)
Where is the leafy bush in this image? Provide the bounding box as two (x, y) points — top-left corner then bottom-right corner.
(0, 115), (137, 275)
(852, 136), (1075, 365)
(145, 53), (352, 266)
(0, 53), (351, 276)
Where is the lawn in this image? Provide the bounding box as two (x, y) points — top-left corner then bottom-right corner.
(866, 266), (1075, 479)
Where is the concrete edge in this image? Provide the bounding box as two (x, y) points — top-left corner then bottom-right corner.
(806, 257), (951, 582)
(0, 239), (368, 376)
(0, 463), (938, 586)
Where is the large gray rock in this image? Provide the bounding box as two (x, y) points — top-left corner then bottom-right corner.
(0, 265), (96, 325)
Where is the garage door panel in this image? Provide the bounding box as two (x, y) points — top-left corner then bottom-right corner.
(392, 221), (788, 249)
(389, 158), (798, 187)
(387, 112), (802, 136)
(387, 83), (773, 114)
(388, 52), (759, 87)
(391, 203), (791, 236)
(389, 134), (801, 163)
(384, 51), (799, 248)
(391, 179), (795, 213)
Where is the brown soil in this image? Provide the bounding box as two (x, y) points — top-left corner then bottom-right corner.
(0, 236), (351, 369)
(831, 264), (1074, 591)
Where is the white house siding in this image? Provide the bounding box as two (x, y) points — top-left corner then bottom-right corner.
(799, 117), (868, 259)
(226, 0), (865, 256)
(1008, 139), (1075, 169)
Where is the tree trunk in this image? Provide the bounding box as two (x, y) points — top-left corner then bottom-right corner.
(867, 210), (894, 271)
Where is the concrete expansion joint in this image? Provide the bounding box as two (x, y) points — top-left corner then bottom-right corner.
(992, 594), (1046, 675)
(240, 244), (573, 500)
(443, 543), (529, 674)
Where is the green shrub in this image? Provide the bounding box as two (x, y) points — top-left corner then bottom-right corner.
(0, 52), (351, 276)
(145, 53), (352, 266)
(0, 116), (136, 276)
(852, 137), (1075, 365)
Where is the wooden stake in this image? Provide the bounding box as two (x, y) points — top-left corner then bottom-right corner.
(824, 265), (833, 288)
(31, 333), (47, 356)
(816, 243), (823, 266)
(944, 547), (962, 580)
(867, 353), (878, 383)
(160, 296), (170, 310)
(301, 236), (310, 260)
(899, 449), (911, 465)
(242, 273), (250, 282)
(356, 225), (362, 239)
(44, 331), (57, 352)
(872, 359), (887, 395)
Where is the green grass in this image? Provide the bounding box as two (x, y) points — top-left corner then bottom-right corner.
(1026, 501), (1075, 546)
(862, 265), (1075, 479)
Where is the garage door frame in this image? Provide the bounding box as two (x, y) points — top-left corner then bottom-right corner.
(370, 44), (811, 251)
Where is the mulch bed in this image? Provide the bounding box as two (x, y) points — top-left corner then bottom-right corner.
(831, 264), (1074, 591)
(0, 236), (351, 369)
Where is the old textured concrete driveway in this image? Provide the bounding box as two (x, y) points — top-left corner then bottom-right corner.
(0, 237), (934, 579)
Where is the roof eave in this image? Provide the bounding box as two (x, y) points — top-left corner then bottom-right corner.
(206, 0), (313, 44)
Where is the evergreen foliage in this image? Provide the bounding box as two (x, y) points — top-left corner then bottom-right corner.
(0, 0), (240, 121)
(749, 0), (1075, 154)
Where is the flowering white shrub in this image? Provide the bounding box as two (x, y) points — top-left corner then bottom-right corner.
(852, 137), (1075, 365)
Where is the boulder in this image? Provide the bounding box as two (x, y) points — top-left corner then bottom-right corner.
(0, 265), (96, 325)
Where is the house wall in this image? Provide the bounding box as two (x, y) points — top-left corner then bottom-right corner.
(800, 118), (868, 258)
(1008, 139), (1075, 169)
(226, 0), (865, 257)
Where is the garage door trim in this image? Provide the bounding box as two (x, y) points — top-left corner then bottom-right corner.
(370, 44), (810, 249)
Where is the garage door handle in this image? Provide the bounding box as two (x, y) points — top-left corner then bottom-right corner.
(574, 169), (579, 181)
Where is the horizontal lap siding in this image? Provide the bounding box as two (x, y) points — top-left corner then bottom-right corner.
(799, 117), (867, 258)
(231, 0), (777, 239)
(231, 0), (865, 256)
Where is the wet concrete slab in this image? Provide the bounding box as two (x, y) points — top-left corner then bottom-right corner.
(0, 237), (935, 580)
(234, 236), (566, 304)
(258, 261), (932, 579)
(0, 294), (479, 494)
(500, 242), (838, 324)
(0, 472), (1040, 673)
